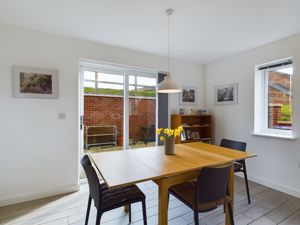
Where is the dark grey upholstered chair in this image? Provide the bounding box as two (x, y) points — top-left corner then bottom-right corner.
(81, 155), (147, 225)
(220, 138), (251, 204)
(168, 165), (234, 225)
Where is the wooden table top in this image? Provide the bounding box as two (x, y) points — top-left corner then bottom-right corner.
(89, 142), (256, 189)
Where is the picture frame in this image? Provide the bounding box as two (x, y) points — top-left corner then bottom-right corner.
(192, 131), (201, 140)
(181, 130), (186, 141)
(215, 83), (238, 105)
(12, 66), (58, 99)
(185, 129), (193, 140)
(179, 85), (197, 106)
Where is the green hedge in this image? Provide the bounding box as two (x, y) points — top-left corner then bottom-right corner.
(280, 104), (292, 121)
(84, 87), (155, 97)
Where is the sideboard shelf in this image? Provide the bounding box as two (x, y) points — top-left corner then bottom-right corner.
(171, 114), (212, 144)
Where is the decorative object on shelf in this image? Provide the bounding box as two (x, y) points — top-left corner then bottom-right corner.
(12, 66), (58, 99)
(157, 9), (181, 93)
(198, 109), (208, 114)
(215, 83), (238, 105)
(190, 108), (198, 115)
(179, 108), (185, 114)
(156, 126), (183, 155)
(179, 85), (197, 106)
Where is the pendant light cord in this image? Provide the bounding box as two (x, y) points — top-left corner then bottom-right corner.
(168, 12), (170, 74)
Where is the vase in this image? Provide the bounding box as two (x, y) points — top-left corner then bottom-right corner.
(165, 137), (175, 155)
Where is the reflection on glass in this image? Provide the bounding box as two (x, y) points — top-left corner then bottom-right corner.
(129, 75), (157, 149)
(84, 71), (95, 80)
(267, 66), (292, 130)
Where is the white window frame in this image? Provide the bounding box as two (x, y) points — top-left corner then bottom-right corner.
(253, 58), (295, 139)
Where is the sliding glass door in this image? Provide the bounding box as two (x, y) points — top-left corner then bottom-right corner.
(80, 64), (157, 153)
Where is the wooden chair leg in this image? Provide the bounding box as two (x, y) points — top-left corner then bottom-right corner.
(142, 200), (147, 225)
(243, 164), (251, 204)
(85, 196), (92, 225)
(227, 203), (235, 225)
(95, 210), (102, 225)
(194, 210), (199, 225)
(128, 204), (132, 223)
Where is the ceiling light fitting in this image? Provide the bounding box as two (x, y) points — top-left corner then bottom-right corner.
(157, 9), (181, 94)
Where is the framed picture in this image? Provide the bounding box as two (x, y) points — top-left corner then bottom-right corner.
(215, 83), (238, 105)
(192, 131), (201, 140)
(185, 130), (193, 140)
(12, 66), (58, 99)
(179, 85), (197, 106)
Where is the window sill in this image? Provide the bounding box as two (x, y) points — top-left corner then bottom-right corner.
(252, 132), (296, 140)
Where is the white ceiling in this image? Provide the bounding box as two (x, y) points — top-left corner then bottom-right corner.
(0, 0), (300, 64)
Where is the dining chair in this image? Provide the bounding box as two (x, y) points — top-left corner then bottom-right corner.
(81, 155), (147, 225)
(220, 138), (251, 204)
(168, 164), (234, 225)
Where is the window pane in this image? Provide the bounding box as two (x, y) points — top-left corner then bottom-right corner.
(84, 71), (95, 80)
(129, 76), (135, 85)
(267, 66), (292, 130)
(84, 81), (95, 88)
(98, 73), (123, 84)
(137, 77), (156, 86)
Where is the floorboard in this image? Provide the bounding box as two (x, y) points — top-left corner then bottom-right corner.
(0, 176), (299, 225)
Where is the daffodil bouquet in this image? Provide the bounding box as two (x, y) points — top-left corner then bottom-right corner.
(156, 126), (183, 142)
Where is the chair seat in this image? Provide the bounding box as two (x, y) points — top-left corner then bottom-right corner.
(100, 183), (145, 210)
(169, 181), (231, 212)
(234, 162), (243, 172)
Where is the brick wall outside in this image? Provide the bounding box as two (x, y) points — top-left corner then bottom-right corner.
(268, 72), (291, 105)
(84, 95), (156, 144)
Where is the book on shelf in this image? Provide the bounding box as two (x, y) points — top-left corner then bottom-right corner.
(201, 137), (212, 144)
(181, 130), (186, 141)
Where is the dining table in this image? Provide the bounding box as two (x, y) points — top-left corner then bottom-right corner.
(89, 142), (257, 225)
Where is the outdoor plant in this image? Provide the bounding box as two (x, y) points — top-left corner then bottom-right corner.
(280, 104), (292, 121)
(156, 126), (183, 142)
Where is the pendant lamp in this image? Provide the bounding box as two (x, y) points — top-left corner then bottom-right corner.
(157, 9), (181, 93)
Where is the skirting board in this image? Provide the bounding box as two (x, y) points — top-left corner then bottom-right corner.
(0, 184), (80, 207)
(236, 173), (300, 198)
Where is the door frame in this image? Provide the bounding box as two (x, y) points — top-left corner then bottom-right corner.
(78, 60), (160, 156)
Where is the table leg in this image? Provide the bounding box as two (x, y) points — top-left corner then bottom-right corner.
(157, 178), (169, 225)
(225, 164), (234, 225)
(124, 205), (129, 212)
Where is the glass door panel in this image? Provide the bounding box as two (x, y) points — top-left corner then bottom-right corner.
(127, 71), (157, 149)
(83, 68), (124, 153)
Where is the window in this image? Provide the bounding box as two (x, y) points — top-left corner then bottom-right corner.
(254, 58), (294, 138)
(83, 70), (156, 98)
(84, 69), (124, 96)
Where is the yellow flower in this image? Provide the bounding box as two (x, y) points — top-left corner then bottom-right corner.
(160, 136), (165, 141)
(156, 128), (162, 135)
(157, 126), (182, 138)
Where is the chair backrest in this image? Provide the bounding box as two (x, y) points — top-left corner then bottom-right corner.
(196, 165), (231, 204)
(81, 155), (102, 208)
(220, 138), (247, 152)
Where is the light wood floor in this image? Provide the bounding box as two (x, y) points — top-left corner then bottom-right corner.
(0, 177), (299, 225)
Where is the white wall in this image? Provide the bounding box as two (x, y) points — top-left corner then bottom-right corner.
(205, 34), (300, 197)
(0, 23), (205, 206)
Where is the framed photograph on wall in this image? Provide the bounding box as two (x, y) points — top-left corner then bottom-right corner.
(215, 83), (238, 105)
(13, 66), (58, 99)
(179, 85), (197, 106)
